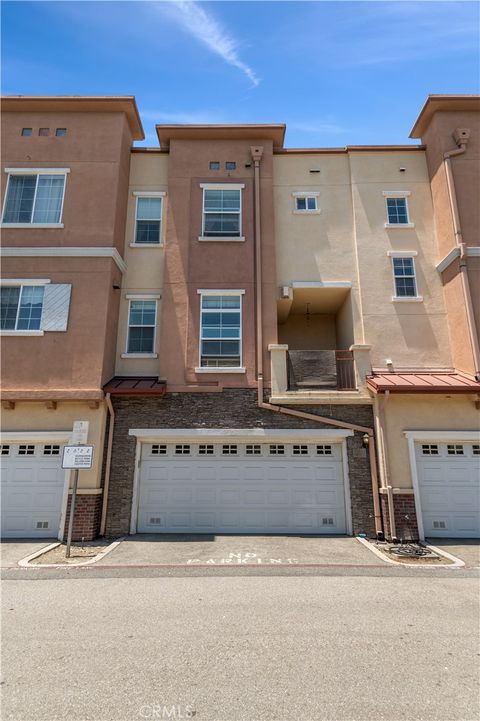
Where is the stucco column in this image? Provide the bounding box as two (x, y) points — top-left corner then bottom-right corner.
(268, 344), (289, 396)
(349, 344), (372, 390)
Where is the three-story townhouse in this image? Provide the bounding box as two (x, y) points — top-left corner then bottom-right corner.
(0, 96), (144, 540)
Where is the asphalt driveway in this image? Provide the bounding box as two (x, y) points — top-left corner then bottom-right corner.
(97, 534), (383, 566)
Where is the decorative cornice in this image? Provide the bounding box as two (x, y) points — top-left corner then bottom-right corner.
(0, 246), (127, 273)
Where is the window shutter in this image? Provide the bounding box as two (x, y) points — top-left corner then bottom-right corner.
(41, 284), (72, 332)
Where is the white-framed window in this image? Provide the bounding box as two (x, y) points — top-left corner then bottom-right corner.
(0, 284), (45, 331)
(198, 291), (243, 369)
(199, 184), (244, 241)
(392, 256), (418, 298)
(383, 191), (414, 228)
(292, 191), (320, 213)
(1, 168), (69, 227)
(126, 299), (157, 354)
(133, 193), (164, 245)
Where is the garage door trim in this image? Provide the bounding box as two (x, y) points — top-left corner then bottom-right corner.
(128, 428), (354, 535)
(405, 430), (480, 540)
(1, 430), (72, 540)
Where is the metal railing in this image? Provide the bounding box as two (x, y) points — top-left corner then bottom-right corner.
(286, 349), (356, 391)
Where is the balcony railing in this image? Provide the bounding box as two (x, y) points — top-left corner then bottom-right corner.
(287, 350), (355, 391)
(269, 343), (372, 399)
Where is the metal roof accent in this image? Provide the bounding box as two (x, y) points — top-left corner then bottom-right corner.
(103, 377), (167, 396)
(367, 372), (480, 394)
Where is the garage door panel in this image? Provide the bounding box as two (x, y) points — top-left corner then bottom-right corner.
(137, 442), (347, 535)
(1, 445), (65, 538)
(417, 442), (480, 538)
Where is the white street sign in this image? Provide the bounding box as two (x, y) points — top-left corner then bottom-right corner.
(62, 445), (94, 469)
(71, 421), (89, 445)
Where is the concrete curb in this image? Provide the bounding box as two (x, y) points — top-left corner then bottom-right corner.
(18, 539), (123, 568)
(356, 536), (465, 568)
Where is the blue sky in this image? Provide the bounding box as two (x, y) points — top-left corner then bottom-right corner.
(2, 1), (479, 147)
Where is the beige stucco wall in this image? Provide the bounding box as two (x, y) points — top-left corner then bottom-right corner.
(115, 153), (168, 376)
(274, 150), (452, 370)
(0, 401), (107, 490)
(278, 314), (336, 349)
(377, 394), (480, 489)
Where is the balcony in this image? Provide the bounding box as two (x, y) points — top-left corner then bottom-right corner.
(269, 344), (372, 404)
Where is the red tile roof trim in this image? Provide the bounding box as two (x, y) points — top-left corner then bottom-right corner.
(367, 372), (480, 394)
(103, 377), (166, 396)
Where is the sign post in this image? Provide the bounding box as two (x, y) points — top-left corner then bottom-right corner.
(63, 422), (93, 558)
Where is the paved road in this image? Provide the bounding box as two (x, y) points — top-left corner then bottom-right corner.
(2, 569), (479, 721)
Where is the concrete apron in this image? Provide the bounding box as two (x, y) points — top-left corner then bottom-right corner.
(96, 534), (383, 567)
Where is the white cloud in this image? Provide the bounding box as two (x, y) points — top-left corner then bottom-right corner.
(155, 1), (260, 87)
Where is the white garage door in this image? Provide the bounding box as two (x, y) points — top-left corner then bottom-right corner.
(1, 442), (66, 538)
(416, 442), (480, 538)
(137, 441), (348, 534)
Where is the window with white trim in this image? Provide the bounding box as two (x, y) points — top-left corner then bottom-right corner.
(2, 171), (67, 225)
(202, 187), (241, 238)
(392, 257), (418, 298)
(295, 195), (318, 212)
(199, 293), (242, 368)
(382, 192), (412, 226)
(127, 300), (156, 354)
(0, 285), (45, 330)
(134, 196), (162, 244)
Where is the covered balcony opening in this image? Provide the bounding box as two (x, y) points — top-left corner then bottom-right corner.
(277, 283), (355, 391)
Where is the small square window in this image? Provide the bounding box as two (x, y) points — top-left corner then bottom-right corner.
(151, 444), (167, 455)
(225, 162), (236, 171)
(43, 444), (60, 456)
(198, 444), (214, 455)
(55, 128), (67, 137)
(39, 128), (50, 137)
(209, 162), (220, 170)
(447, 444), (464, 455)
(316, 445), (332, 455)
(21, 128), (32, 137)
(18, 444), (35, 456)
(222, 444), (237, 455)
(1, 445), (10, 455)
(175, 444), (190, 455)
(295, 195), (318, 212)
(246, 444), (261, 455)
(422, 444), (439, 455)
(269, 444), (285, 455)
(293, 445), (308, 455)
(472, 445), (480, 455)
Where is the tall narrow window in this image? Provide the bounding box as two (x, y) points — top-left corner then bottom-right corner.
(127, 300), (156, 353)
(199, 294), (242, 367)
(202, 187), (241, 238)
(134, 196), (162, 244)
(392, 257), (418, 297)
(0, 285), (45, 330)
(2, 172), (67, 225)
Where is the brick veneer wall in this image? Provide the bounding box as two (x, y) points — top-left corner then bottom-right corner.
(380, 493), (419, 542)
(105, 390), (378, 538)
(64, 493), (103, 541)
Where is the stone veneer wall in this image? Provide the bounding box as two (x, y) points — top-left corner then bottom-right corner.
(105, 390), (377, 537)
(380, 494), (419, 542)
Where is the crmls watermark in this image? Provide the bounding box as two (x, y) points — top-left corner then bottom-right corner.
(139, 705), (195, 719)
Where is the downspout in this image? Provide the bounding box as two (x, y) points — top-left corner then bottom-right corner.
(443, 138), (480, 379)
(250, 146), (383, 538)
(100, 392), (115, 536)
